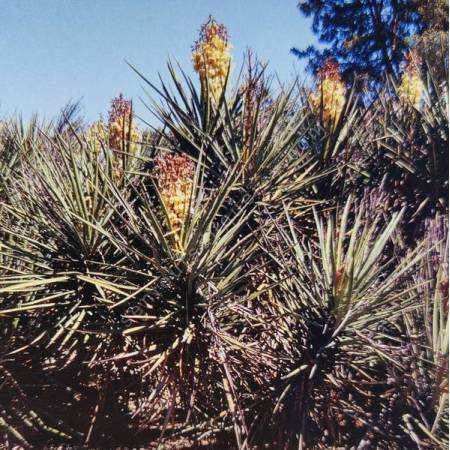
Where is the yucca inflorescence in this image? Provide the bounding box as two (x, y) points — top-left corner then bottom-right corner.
(108, 93), (139, 151)
(86, 94), (139, 153)
(192, 16), (231, 100)
(154, 151), (194, 245)
(240, 52), (269, 167)
(84, 94), (141, 182)
(398, 50), (424, 108)
(309, 58), (346, 128)
(86, 119), (107, 152)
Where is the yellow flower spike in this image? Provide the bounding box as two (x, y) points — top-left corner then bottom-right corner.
(108, 94), (140, 153)
(398, 50), (423, 109)
(155, 152), (194, 250)
(109, 116), (139, 152)
(86, 120), (107, 153)
(309, 59), (346, 129)
(192, 16), (232, 101)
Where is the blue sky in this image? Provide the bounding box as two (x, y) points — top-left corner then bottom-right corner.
(0, 0), (317, 123)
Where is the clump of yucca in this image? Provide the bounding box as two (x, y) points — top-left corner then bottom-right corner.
(398, 50), (423, 108)
(309, 58), (346, 128)
(1, 15), (448, 450)
(192, 16), (231, 100)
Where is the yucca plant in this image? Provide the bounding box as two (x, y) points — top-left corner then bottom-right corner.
(397, 213), (449, 448)
(51, 20), (330, 445)
(0, 120), (146, 445)
(358, 56), (448, 242)
(78, 123), (323, 447)
(239, 196), (432, 449)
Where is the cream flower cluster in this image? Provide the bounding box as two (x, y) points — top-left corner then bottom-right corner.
(310, 59), (346, 129)
(86, 94), (139, 156)
(86, 120), (107, 153)
(398, 52), (423, 109)
(109, 116), (139, 152)
(108, 94), (139, 152)
(192, 17), (231, 100)
(155, 152), (194, 243)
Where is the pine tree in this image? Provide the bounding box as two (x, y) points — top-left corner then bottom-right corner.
(293, 0), (423, 83)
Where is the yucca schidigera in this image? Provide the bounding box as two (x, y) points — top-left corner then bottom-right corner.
(192, 16), (231, 100)
(0, 15), (448, 450)
(398, 50), (424, 108)
(309, 58), (346, 128)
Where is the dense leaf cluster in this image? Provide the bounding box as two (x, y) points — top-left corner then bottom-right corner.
(0, 54), (448, 449)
